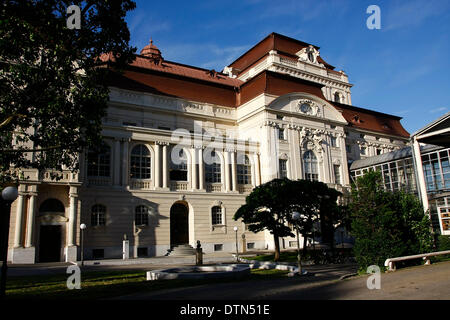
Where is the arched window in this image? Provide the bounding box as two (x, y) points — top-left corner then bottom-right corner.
(334, 92), (341, 103)
(170, 148), (188, 181)
(135, 205), (149, 226)
(205, 150), (221, 183)
(87, 143), (111, 177)
(303, 150), (319, 181)
(211, 206), (223, 225)
(91, 204), (106, 226)
(130, 144), (151, 179)
(237, 155), (252, 185)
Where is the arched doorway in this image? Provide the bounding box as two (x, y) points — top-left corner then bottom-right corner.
(38, 198), (65, 262)
(170, 202), (189, 246)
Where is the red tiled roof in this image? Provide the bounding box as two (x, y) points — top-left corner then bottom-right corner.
(100, 53), (242, 88)
(330, 101), (410, 138)
(100, 34), (410, 139)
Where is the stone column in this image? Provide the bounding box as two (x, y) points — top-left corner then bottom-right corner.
(224, 150), (231, 192)
(113, 139), (121, 186)
(13, 191), (25, 248)
(122, 139), (129, 187)
(339, 133), (350, 185)
(251, 154), (256, 187)
(25, 192), (37, 248)
(198, 147), (204, 190)
(413, 138), (429, 213)
(254, 153), (261, 186)
(65, 186), (78, 262)
(68, 187), (78, 247)
(231, 151), (237, 191)
(154, 142), (161, 188)
(191, 147), (197, 190)
(162, 143), (168, 189)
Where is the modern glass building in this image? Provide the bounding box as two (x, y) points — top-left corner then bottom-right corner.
(350, 143), (450, 236)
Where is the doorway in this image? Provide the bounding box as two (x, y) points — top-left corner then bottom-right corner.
(170, 202), (189, 246)
(39, 225), (62, 262)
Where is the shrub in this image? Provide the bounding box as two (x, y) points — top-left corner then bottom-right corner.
(350, 171), (433, 271)
(437, 235), (450, 251)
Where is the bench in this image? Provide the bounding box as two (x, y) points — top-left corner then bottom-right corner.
(384, 250), (450, 271)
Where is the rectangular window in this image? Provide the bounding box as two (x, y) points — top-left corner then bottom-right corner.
(361, 147), (366, 155)
(439, 207), (450, 232)
(289, 241), (298, 248)
(205, 152), (221, 183)
(279, 159), (288, 178)
(214, 244), (223, 251)
(278, 128), (285, 140)
(211, 206), (223, 225)
(247, 242), (255, 249)
(237, 161), (251, 184)
(330, 136), (337, 147)
(334, 165), (341, 184)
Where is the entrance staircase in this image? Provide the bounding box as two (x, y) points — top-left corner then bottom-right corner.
(166, 244), (197, 256)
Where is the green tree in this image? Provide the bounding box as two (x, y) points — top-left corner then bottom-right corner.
(234, 178), (342, 261)
(350, 171), (433, 271)
(0, 0), (136, 185)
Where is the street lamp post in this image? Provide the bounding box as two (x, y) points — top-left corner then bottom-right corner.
(291, 211), (302, 275)
(0, 186), (19, 299)
(80, 223), (86, 266)
(233, 226), (239, 262)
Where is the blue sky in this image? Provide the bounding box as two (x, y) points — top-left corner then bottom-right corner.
(125, 0), (450, 134)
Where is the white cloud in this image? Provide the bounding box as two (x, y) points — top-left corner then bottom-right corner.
(383, 0), (449, 31)
(429, 107), (448, 114)
(162, 43), (251, 71)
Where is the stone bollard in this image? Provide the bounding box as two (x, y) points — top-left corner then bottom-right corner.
(123, 234), (129, 260)
(242, 234), (247, 253)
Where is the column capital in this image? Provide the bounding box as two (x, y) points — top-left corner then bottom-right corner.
(156, 141), (169, 146)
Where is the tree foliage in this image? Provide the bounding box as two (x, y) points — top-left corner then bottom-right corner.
(350, 171), (433, 271)
(234, 178), (342, 261)
(0, 0), (137, 184)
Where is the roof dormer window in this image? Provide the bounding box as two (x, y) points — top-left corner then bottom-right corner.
(334, 92), (341, 103)
(352, 115), (362, 124)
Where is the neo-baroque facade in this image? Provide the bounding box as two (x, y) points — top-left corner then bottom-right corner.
(8, 33), (410, 263)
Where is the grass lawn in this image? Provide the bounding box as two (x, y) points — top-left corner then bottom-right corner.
(5, 268), (289, 300)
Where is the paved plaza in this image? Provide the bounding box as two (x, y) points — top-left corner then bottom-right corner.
(117, 261), (450, 300)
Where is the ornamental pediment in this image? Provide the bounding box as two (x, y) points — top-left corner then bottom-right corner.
(296, 99), (321, 117)
(295, 45), (324, 67)
(38, 213), (68, 224)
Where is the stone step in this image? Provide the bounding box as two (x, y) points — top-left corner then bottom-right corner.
(167, 244), (197, 256)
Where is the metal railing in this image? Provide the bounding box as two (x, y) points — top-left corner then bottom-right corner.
(384, 250), (450, 271)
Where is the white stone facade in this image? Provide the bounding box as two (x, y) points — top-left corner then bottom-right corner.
(7, 37), (410, 264)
